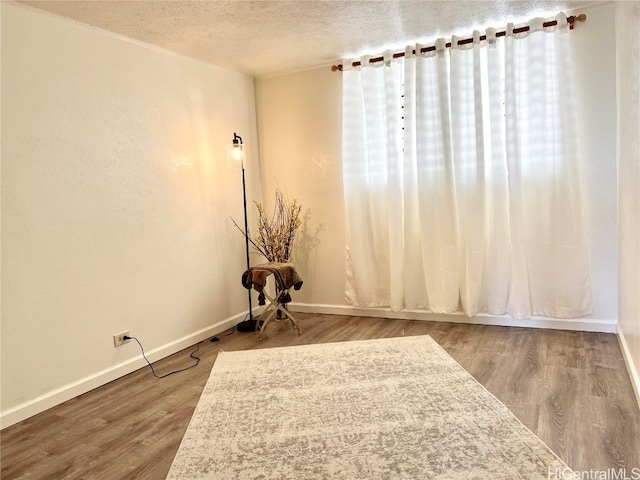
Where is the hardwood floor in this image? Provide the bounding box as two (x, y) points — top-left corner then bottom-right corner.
(2, 313), (639, 479)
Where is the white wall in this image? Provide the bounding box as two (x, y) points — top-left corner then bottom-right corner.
(1, 3), (261, 426)
(570, 3), (618, 327)
(615, 1), (640, 406)
(255, 67), (344, 306)
(255, 3), (618, 331)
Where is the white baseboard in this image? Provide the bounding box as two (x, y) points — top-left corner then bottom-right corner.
(2, 306), (621, 430)
(617, 325), (640, 411)
(288, 302), (618, 333)
(0, 313), (244, 430)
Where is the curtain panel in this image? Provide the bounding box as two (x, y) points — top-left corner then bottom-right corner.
(342, 13), (593, 319)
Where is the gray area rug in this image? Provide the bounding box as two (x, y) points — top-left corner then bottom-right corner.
(167, 335), (572, 479)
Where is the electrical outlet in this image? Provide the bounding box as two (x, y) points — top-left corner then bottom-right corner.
(113, 330), (130, 347)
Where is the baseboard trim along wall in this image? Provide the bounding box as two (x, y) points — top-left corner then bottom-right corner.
(2, 306), (622, 429)
(289, 303), (618, 333)
(617, 326), (640, 410)
(0, 313), (244, 430)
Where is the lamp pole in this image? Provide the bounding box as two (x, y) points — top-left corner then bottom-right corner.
(240, 150), (254, 326)
(232, 133), (256, 331)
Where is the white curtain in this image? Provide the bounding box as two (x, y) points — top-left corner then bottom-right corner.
(342, 13), (593, 319)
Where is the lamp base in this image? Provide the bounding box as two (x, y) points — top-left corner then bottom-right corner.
(236, 319), (263, 332)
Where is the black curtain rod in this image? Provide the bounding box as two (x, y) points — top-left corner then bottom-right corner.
(331, 13), (586, 72)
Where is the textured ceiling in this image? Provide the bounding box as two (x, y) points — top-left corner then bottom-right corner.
(18, 0), (597, 78)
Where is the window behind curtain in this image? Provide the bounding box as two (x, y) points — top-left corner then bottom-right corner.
(342, 13), (593, 319)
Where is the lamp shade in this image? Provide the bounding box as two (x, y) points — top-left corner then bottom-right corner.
(228, 133), (245, 169)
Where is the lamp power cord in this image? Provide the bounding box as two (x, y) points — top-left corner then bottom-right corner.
(124, 335), (201, 379)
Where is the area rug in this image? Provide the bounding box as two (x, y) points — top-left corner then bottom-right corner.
(166, 335), (572, 479)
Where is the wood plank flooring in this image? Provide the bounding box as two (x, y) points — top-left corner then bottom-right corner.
(2, 313), (639, 479)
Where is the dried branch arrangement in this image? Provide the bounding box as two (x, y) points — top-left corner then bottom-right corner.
(232, 189), (302, 263)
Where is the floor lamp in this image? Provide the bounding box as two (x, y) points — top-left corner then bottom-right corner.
(228, 133), (257, 332)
